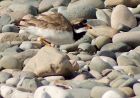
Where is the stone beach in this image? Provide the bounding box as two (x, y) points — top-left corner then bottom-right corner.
(0, 0), (139, 98)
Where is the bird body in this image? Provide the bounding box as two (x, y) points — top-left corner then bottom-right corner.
(20, 12), (91, 46)
(26, 26), (74, 45)
(21, 12), (75, 45)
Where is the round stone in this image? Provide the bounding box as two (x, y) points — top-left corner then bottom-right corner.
(133, 83), (140, 96)
(102, 90), (127, 98)
(6, 78), (20, 87)
(34, 86), (73, 98)
(89, 56), (113, 73)
(95, 36), (111, 49)
(101, 42), (131, 52)
(0, 56), (22, 69)
(0, 72), (12, 83)
(2, 24), (19, 33)
(111, 5), (137, 30)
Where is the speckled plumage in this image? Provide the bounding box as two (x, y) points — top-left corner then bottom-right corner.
(21, 12), (75, 45)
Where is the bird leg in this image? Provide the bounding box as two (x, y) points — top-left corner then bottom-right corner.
(37, 37), (51, 47)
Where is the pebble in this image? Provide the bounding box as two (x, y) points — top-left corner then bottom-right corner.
(23, 46), (75, 77)
(95, 36), (111, 49)
(34, 86), (73, 98)
(77, 53), (93, 61)
(133, 83), (140, 96)
(39, 0), (71, 12)
(0, 85), (16, 98)
(96, 9), (110, 25)
(119, 87), (134, 97)
(78, 43), (96, 54)
(90, 86), (113, 98)
(0, 72), (12, 83)
(74, 79), (106, 89)
(6, 77), (20, 87)
(0, 14), (11, 26)
(96, 51), (116, 59)
(111, 5), (137, 30)
(0, 56), (22, 69)
(89, 56), (113, 73)
(68, 88), (90, 98)
(102, 89), (127, 98)
(86, 19), (108, 26)
(0, 32), (28, 43)
(60, 0), (104, 20)
(110, 75), (137, 88)
(19, 41), (41, 50)
(0, 43), (11, 52)
(2, 24), (19, 33)
(101, 42), (132, 52)
(113, 31), (140, 47)
(88, 26), (118, 38)
(44, 76), (65, 82)
(11, 89), (34, 98)
(17, 77), (41, 92)
(105, 0), (140, 7)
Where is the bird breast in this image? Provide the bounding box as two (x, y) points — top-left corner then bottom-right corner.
(26, 26), (74, 45)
